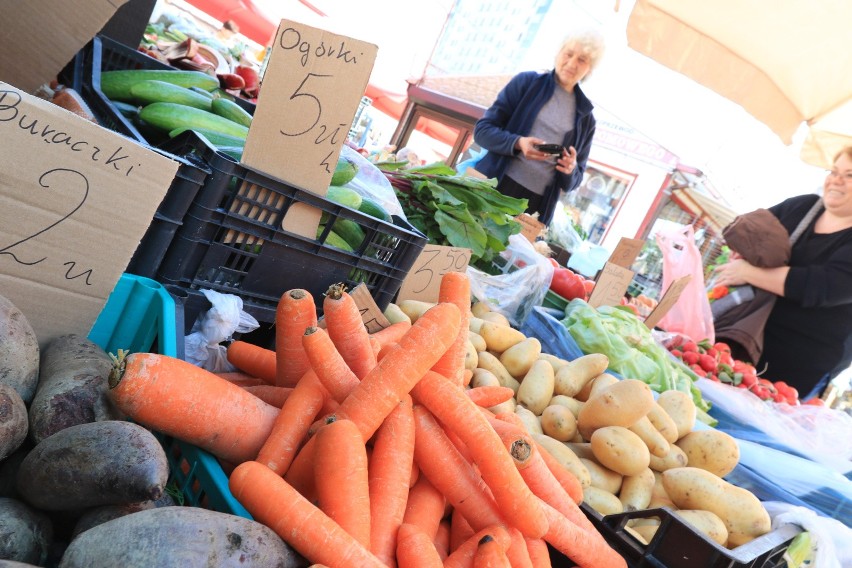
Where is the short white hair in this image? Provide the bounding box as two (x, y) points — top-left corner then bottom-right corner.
(556, 28), (606, 79)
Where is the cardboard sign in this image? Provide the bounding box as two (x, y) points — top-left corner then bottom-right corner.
(242, 20), (377, 238)
(643, 275), (692, 329)
(0, 0), (126, 93)
(397, 244), (472, 303)
(608, 237), (644, 269)
(349, 283), (391, 333)
(587, 262), (635, 308)
(0, 84), (177, 349)
(515, 214), (545, 243)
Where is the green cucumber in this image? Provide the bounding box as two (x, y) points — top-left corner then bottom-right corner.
(358, 198), (392, 222)
(317, 226), (354, 252)
(168, 127), (246, 146)
(331, 157), (358, 186)
(216, 146), (244, 161)
(100, 69), (218, 101)
(330, 218), (365, 250)
(189, 86), (215, 99)
(211, 97), (253, 128)
(130, 80), (213, 111)
(325, 185), (362, 210)
(139, 102), (249, 139)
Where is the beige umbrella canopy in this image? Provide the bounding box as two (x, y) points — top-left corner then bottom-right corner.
(625, 0), (852, 168)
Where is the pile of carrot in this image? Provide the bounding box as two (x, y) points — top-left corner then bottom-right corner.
(107, 274), (627, 568)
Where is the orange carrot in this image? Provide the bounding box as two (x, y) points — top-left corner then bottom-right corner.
(314, 418), (371, 549)
(410, 460), (420, 488)
(276, 288), (317, 387)
(369, 395), (415, 567)
(108, 352), (278, 464)
(256, 370), (327, 476)
(396, 523), (444, 568)
(243, 384), (293, 407)
(506, 527), (534, 568)
(412, 371), (548, 539)
(302, 326), (359, 403)
(525, 538), (551, 568)
(541, 500), (626, 568)
(434, 519), (451, 561)
(463, 368), (473, 387)
(474, 534), (512, 568)
(412, 405), (503, 532)
(430, 272), (472, 386)
(226, 341), (276, 384)
(323, 283), (376, 380)
(450, 507), (475, 554)
(403, 475), (446, 541)
(466, 385), (516, 408)
(370, 320), (412, 350)
(444, 526), (511, 568)
(229, 461), (385, 567)
(215, 372), (267, 387)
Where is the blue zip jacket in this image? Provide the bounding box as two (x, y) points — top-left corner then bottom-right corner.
(473, 70), (596, 224)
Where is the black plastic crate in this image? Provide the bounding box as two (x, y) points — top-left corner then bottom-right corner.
(154, 131), (426, 326)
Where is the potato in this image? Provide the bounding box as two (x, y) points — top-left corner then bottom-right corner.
(397, 299), (435, 323)
(478, 321), (524, 352)
(468, 331), (486, 353)
(0, 384), (27, 461)
(488, 397), (516, 415)
(468, 316), (485, 334)
(514, 406), (544, 435)
(590, 426), (651, 477)
(500, 337), (542, 378)
(630, 524), (659, 544)
(533, 433), (591, 488)
(553, 353), (609, 397)
(619, 468), (655, 512)
(516, 360), (555, 415)
(628, 416), (671, 458)
(585, 373), (620, 401)
(662, 467), (771, 547)
(675, 430), (740, 477)
(648, 443), (688, 472)
(581, 458), (623, 494)
(464, 341), (478, 371)
(577, 379), (655, 440)
(583, 486), (624, 516)
(548, 395), (584, 419)
(565, 442), (595, 461)
(476, 352), (520, 393)
(675, 510), (729, 547)
(646, 401), (679, 444)
(0, 497), (52, 565)
(649, 471), (676, 509)
(538, 353), (570, 372)
(480, 311), (511, 327)
(471, 300), (492, 318)
(383, 302), (411, 325)
(540, 405), (577, 441)
(0, 293), (40, 405)
(656, 390), (696, 440)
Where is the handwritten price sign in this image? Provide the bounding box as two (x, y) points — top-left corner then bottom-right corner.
(397, 245), (472, 303)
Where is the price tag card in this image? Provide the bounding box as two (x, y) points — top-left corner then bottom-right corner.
(0, 84), (177, 349)
(608, 237), (644, 269)
(515, 214), (545, 243)
(587, 262), (635, 308)
(242, 20), (378, 238)
(349, 283), (391, 333)
(643, 275), (692, 329)
(397, 244), (472, 303)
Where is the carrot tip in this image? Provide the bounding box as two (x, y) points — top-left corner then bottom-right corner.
(325, 282), (347, 299)
(305, 326), (318, 335)
(289, 289), (308, 300)
(478, 534), (495, 545)
(107, 349), (129, 389)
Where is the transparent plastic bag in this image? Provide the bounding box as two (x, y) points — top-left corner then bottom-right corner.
(546, 206), (584, 252)
(184, 290), (259, 372)
(467, 234), (555, 327)
(656, 224), (715, 343)
(764, 501), (852, 568)
(339, 144), (405, 219)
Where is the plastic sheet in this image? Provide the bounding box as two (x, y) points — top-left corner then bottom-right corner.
(339, 144), (405, 219)
(184, 290), (259, 372)
(546, 205), (584, 253)
(764, 501), (852, 568)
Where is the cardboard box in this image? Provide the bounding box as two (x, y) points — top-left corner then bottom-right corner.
(0, 83), (178, 348)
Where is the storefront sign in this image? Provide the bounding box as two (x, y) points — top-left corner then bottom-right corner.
(595, 124), (679, 170)
(397, 244), (472, 303)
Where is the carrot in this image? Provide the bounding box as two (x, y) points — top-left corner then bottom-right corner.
(411, 371), (549, 539)
(229, 461), (385, 567)
(463, 368), (473, 387)
(226, 341), (276, 384)
(335, 302), (461, 442)
(466, 385), (516, 408)
(276, 288), (318, 387)
(450, 507), (475, 554)
(403, 475), (446, 541)
(256, 370), (327, 476)
(409, 460), (420, 488)
(324, 283), (376, 380)
(430, 272), (471, 386)
(412, 405), (503, 532)
(107, 352), (278, 464)
(444, 526), (511, 568)
(395, 523), (444, 568)
(525, 538), (551, 568)
(369, 395), (415, 567)
(474, 534), (512, 568)
(434, 519), (451, 561)
(302, 326), (359, 403)
(215, 371), (267, 387)
(540, 500), (626, 568)
(506, 527), (534, 568)
(242, 384), (293, 407)
(314, 418), (371, 548)
(370, 320), (412, 350)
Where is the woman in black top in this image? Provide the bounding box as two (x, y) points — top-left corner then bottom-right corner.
(713, 146), (852, 399)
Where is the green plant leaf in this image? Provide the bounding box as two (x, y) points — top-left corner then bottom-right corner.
(435, 206), (488, 259)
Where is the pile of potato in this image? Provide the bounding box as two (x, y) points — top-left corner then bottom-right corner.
(389, 299), (773, 550)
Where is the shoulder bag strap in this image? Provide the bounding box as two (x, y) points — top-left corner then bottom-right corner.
(788, 198), (823, 246)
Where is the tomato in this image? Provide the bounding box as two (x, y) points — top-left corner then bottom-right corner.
(548, 258), (560, 269)
(550, 268), (586, 300)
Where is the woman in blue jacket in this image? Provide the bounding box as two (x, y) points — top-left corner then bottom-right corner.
(474, 29), (605, 225)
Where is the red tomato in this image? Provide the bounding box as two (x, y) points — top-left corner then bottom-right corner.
(550, 268), (586, 300)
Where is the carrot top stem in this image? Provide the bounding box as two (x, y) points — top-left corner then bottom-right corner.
(107, 349), (129, 389)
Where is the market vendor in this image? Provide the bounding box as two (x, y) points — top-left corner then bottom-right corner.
(473, 27), (605, 225)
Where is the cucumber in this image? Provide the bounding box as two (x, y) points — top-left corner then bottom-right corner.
(358, 197), (392, 222)
(330, 218), (365, 250)
(111, 100), (140, 119)
(168, 127), (247, 146)
(189, 86), (215, 99)
(216, 146), (244, 161)
(211, 97), (253, 128)
(130, 80), (213, 111)
(331, 157), (358, 186)
(317, 226), (354, 252)
(139, 102), (249, 139)
(325, 185), (362, 210)
(100, 69), (218, 101)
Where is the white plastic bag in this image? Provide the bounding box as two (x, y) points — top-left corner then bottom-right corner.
(467, 234), (555, 327)
(764, 501), (852, 568)
(339, 145), (405, 218)
(184, 290), (259, 372)
(547, 205), (584, 252)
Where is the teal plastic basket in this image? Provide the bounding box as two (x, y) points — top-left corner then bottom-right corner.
(89, 273), (250, 519)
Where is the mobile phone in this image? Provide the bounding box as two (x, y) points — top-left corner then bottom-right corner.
(534, 143), (564, 154)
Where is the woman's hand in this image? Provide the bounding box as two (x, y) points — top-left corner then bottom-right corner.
(556, 146), (578, 175)
(516, 137), (556, 161)
(713, 259), (752, 287)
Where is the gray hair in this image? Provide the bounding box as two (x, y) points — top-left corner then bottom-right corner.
(556, 28), (606, 79)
